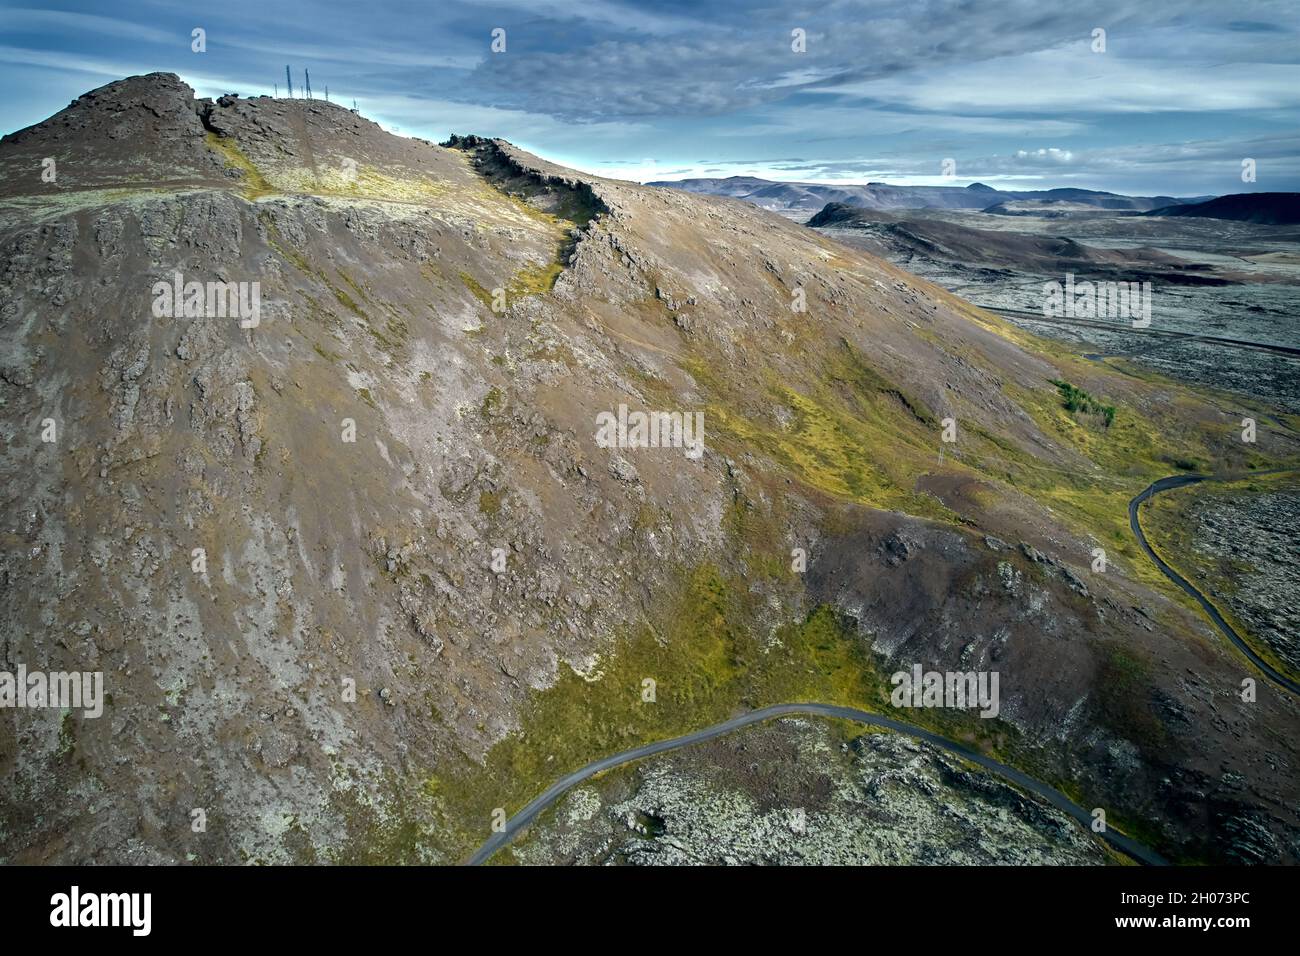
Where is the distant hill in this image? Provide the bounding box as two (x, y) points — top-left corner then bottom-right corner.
(982, 199), (1116, 218)
(647, 174), (1208, 214)
(1146, 192), (1300, 225)
(805, 203), (1231, 285)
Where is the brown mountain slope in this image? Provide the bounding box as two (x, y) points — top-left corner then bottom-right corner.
(1, 74), (1297, 865)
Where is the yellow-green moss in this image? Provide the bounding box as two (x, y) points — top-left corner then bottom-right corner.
(268, 163), (449, 204)
(481, 386), (503, 416)
(680, 354), (956, 521)
(204, 132), (275, 200)
(459, 271), (495, 309)
(507, 259), (564, 298)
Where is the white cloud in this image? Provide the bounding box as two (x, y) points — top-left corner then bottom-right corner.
(1014, 148), (1074, 163)
(836, 42), (1300, 114)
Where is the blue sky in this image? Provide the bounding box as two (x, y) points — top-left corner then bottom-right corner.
(2, 0), (1298, 195)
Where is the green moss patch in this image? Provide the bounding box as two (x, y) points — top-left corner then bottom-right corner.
(204, 132), (275, 200)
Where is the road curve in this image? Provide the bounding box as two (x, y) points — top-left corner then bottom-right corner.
(1129, 473), (1300, 696)
(465, 702), (1167, 866)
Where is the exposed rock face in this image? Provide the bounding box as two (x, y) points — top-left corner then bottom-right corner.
(1, 75), (1298, 865)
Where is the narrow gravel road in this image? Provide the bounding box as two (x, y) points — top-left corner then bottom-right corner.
(465, 702), (1166, 866)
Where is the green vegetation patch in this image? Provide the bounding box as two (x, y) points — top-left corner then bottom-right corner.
(678, 350), (955, 522)
(480, 386), (504, 416)
(1051, 379), (1116, 427)
(204, 132), (275, 200)
(996, 378), (1219, 590)
(459, 271), (495, 309)
(267, 163), (450, 204)
(507, 258), (565, 299)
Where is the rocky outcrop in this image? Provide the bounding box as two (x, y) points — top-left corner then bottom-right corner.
(509, 718), (1108, 865)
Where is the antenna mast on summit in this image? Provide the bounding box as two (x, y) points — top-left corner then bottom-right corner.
(305, 69), (312, 100)
(285, 65), (293, 98)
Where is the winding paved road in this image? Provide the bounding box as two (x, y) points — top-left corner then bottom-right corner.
(1128, 473), (1300, 696)
(465, 702), (1167, 866)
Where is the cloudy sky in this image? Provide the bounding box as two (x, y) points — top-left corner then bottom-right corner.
(2, 0), (1298, 194)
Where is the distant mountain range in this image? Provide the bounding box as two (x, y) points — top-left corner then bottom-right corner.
(646, 175), (1212, 214)
(1147, 192), (1300, 225)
